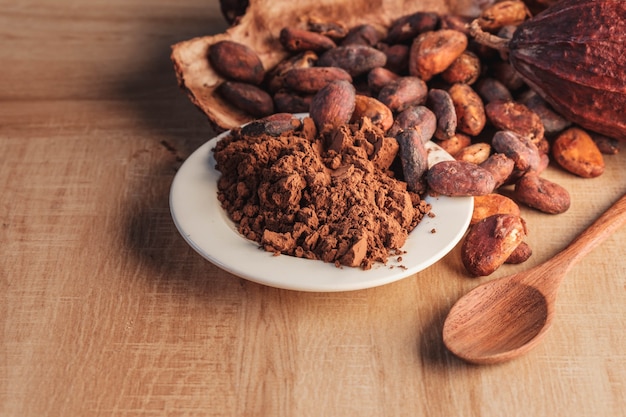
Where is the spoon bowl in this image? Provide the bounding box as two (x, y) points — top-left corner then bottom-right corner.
(443, 194), (626, 365)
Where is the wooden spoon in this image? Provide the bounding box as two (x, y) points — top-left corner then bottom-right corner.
(443, 194), (626, 365)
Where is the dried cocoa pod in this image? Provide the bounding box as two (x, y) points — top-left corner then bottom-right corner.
(485, 100), (545, 143)
(340, 24), (384, 47)
(448, 83), (486, 136)
(209, 40), (266, 85)
(433, 133), (472, 156)
(472, 0), (626, 140)
(273, 91), (313, 113)
(552, 127), (605, 178)
(386, 11), (439, 44)
(426, 160), (496, 196)
(309, 80), (356, 133)
(441, 51), (481, 85)
(395, 129), (429, 193)
(377, 76), (428, 113)
(491, 130), (541, 173)
(279, 27), (337, 52)
(475, 77), (513, 103)
(409, 29), (468, 81)
(240, 113), (302, 137)
(367, 67), (401, 94)
(471, 193), (521, 225)
(283, 66), (352, 93)
(461, 213), (527, 276)
(505, 240), (532, 264)
(480, 152), (515, 188)
(476, 0), (531, 32)
(514, 173), (570, 214)
(426, 89), (457, 140)
(455, 142), (491, 165)
(387, 105), (436, 141)
(351, 95), (394, 132)
(266, 51), (318, 93)
(317, 45), (387, 77)
(217, 81), (274, 117)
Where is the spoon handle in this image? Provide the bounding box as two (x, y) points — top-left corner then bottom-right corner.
(555, 194), (626, 271)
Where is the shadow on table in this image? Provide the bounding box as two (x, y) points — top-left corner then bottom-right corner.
(113, 10), (264, 298)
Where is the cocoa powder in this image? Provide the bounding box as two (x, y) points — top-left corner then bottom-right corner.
(213, 116), (431, 270)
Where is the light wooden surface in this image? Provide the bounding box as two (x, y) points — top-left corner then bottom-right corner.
(1, 1), (625, 416)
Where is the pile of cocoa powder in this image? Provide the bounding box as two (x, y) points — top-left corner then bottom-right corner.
(213, 115), (431, 270)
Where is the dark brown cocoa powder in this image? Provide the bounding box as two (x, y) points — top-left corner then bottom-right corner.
(213, 116), (430, 270)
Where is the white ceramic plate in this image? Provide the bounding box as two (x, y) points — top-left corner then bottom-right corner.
(170, 116), (473, 292)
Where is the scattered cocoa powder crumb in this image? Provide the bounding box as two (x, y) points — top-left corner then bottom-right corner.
(213, 116), (431, 270)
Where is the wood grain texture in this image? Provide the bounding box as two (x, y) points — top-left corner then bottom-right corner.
(0, 0), (625, 416)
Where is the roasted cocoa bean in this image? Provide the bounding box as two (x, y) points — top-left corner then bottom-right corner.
(283, 66), (352, 93)
(448, 83), (486, 136)
(426, 160), (496, 196)
(477, 0), (531, 32)
(351, 95), (394, 132)
(480, 152), (515, 188)
(461, 213), (527, 276)
(318, 44), (387, 77)
(217, 81), (274, 117)
(240, 113), (302, 137)
(409, 29), (468, 81)
(396, 129), (429, 193)
(387, 105), (436, 141)
(441, 51), (481, 85)
(491, 130), (541, 173)
(309, 80), (356, 133)
(340, 24), (383, 46)
(552, 127), (605, 178)
(505, 241), (532, 264)
(279, 27), (337, 52)
(209, 40), (266, 85)
(273, 91), (313, 114)
(266, 51), (318, 93)
(471, 193), (521, 225)
(377, 76), (428, 113)
(367, 67), (401, 94)
(426, 88), (457, 140)
(475, 77), (513, 103)
(454, 142), (491, 165)
(386, 11), (440, 44)
(514, 173), (570, 214)
(485, 100), (545, 144)
(433, 133), (472, 156)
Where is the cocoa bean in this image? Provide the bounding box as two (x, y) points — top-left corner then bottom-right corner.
(378, 43), (409, 74)
(461, 213), (527, 276)
(491, 130), (541, 173)
(479, 153), (515, 188)
(426, 88), (457, 140)
(475, 77), (513, 103)
(395, 129), (429, 193)
(387, 105), (436, 141)
(217, 81), (274, 117)
(240, 113), (302, 137)
(209, 40), (266, 85)
(351, 95), (394, 132)
(505, 241), (532, 264)
(367, 67), (400, 94)
(433, 133), (472, 156)
(283, 66), (352, 93)
(454, 142), (491, 165)
(279, 27), (337, 52)
(309, 80), (356, 133)
(340, 24), (383, 46)
(441, 51), (481, 85)
(471, 193), (521, 225)
(317, 45), (387, 77)
(426, 160), (496, 196)
(409, 29), (468, 81)
(377, 76), (428, 113)
(485, 100), (545, 143)
(518, 89), (572, 136)
(448, 83), (486, 136)
(386, 11), (440, 44)
(552, 127), (605, 178)
(273, 91), (313, 114)
(266, 51), (318, 93)
(477, 0), (531, 32)
(307, 18), (348, 41)
(514, 173), (570, 214)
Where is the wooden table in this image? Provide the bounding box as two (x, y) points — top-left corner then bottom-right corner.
(2, 1), (625, 416)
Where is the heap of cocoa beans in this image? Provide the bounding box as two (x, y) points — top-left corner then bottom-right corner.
(205, 0), (620, 277)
